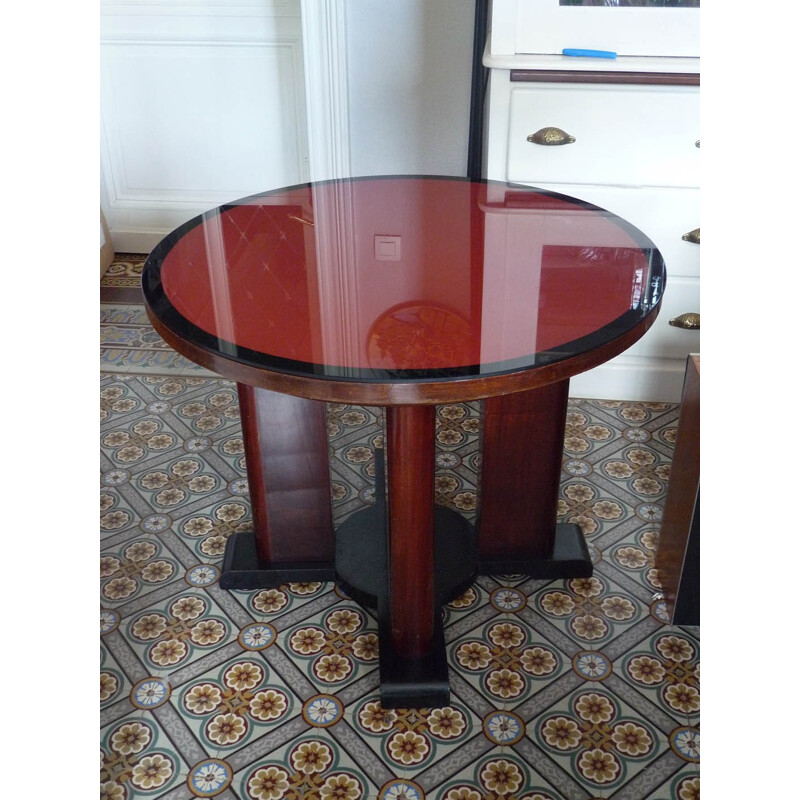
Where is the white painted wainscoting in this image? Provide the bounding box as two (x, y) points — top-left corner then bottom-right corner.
(100, 0), (313, 254)
(100, 1), (476, 255)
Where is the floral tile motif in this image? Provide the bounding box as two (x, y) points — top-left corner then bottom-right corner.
(231, 582), (336, 624)
(101, 644), (132, 710)
(132, 455), (224, 513)
(100, 336), (699, 799)
(277, 599), (381, 692)
(527, 684), (669, 793)
(557, 478), (634, 540)
(122, 590), (240, 674)
(652, 765), (700, 800)
(434, 402), (481, 525)
(328, 426), (382, 516)
(595, 444), (671, 503)
(101, 712), (188, 798)
(170, 651), (302, 755)
(528, 574), (650, 649)
(582, 398), (675, 426)
(562, 406), (621, 457)
(617, 629), (700, 724)
(212, 430), (248, 473)
(346, 695), (481, 775)
(327, 403), (384, 443)
(101, 254), (147, 287)
(441, 581), (492, 628)
(100, 486), (141, 544)
(173, 386), (241, 436)
(101, 379), (147, 422)
(102, 417), (183, 467)
(101, 536), (183, 607)
(607, 525), (664, 595)
(448, 617), (570, 706)
(176, 497), (253, 563)
(431, 752), (562, 800)
(233, 732), (378, 800)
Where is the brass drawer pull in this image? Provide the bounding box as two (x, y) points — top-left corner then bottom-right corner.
(682, 227), (700, 244)
(669, 313), (700, 330)
(527, 127), (576, 146)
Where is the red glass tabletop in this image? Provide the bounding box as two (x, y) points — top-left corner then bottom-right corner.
(143, 176), (664, 385)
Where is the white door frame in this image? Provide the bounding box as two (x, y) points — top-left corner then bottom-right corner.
(300, 0), (352, 182)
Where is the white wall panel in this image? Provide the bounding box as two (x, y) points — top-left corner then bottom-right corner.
(102, 42), (305, 199)
(101, 0), (478, 253)
(100, 0), (308, 253)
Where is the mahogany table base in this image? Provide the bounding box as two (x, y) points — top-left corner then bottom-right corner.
(219, 382), (593, 708)
(220, 533), (335, 588)
(336, 452), (476, 708)
(220, 511), (590, 707)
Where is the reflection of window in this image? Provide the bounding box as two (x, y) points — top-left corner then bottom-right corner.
(560, 1), (699, 7)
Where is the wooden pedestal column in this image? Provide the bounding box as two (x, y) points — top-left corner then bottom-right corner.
(478, 379), (592, 578)
(385, 404), (436, 657)
(219, 384), (336, 588)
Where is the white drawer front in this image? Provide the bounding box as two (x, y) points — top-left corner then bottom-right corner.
(507, 84), (699, 189)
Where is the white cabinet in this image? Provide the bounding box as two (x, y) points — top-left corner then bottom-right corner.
(491, 0), (700, 60)
(482, 7), (700, 402)
(505, 84), (699, 188)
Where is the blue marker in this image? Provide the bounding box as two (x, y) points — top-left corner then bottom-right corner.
(562, 48), (617, 59)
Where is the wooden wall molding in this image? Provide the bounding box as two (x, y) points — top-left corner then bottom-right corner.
(510, 70), (700, 86)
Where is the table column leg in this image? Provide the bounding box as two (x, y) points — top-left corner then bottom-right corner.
(478, 379), (592, 578)
(219, 384), (336, 589)
(374, 405), (450, 707)
(385, 405), (436, 656)
(333, 406), (475, 708)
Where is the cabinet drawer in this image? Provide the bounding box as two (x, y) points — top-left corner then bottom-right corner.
(507, 84), (699, 189)
(625, 275), (699, 360)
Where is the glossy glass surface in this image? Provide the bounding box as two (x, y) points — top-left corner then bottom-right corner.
(143, 177), (664, 383)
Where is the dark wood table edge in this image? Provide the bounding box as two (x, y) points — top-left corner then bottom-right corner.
(145, 303), (660, 406)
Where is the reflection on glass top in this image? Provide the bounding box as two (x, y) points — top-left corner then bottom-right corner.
(143, 177), (664, 382)
(559, 1), (698, 6)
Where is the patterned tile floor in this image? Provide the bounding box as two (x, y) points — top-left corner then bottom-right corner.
(101, 255), (699, 800)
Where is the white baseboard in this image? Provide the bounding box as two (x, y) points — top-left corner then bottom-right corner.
(108, 230), (169, 255)
(569, 355), (687, 403)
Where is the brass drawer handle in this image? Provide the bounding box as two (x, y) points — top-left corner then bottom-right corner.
(669, 313), (700, 330)
(527, 127), (576, 146)
(682, 227), (700, 244)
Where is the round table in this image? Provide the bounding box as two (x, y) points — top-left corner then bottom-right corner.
(143, 176), (664, 707)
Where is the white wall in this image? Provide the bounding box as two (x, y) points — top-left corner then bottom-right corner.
(344, 0), (475, 178)
(100, 0), (477, 253)
(100, 0), (310, 253)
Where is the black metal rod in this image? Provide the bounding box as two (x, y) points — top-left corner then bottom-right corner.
(467, 0), (489, 181)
